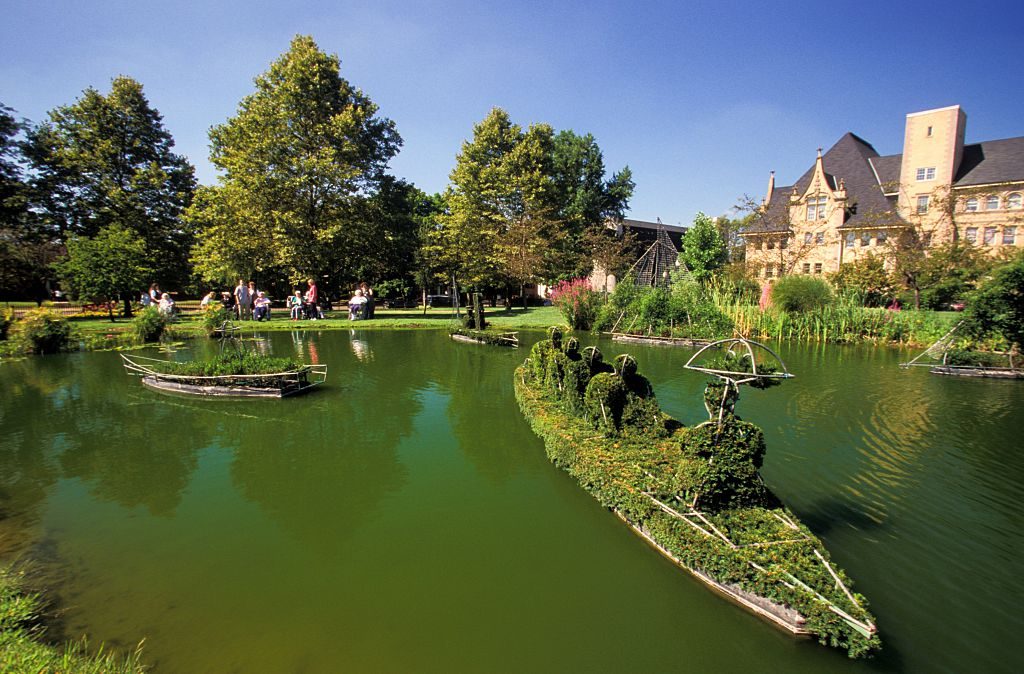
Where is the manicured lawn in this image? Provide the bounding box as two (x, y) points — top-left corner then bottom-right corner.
(71, 305), (564, 336)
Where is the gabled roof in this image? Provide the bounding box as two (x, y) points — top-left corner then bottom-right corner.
(869, 154), (902, 192)
(744, 132), (903, 234)
(954, 137), (1024, 187)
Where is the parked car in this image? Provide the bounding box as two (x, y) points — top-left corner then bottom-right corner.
(426, 294), (459, 308)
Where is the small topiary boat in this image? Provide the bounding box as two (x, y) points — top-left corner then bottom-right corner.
(121, 352), (327, 398)
(449, 328), (519, 347)
(515, 329), (880, 658)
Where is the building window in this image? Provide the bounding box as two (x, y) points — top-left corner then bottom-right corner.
(806, 195), (828, 220)
(876, 230), (887, 245)
(984, 226), (997, 245)
(965, 197), (978, 212)
(802, 263), (811, 274)
(916, 195), (929, 214)
(804, 232), (812, 245)
(915, 167), (936, 181)
(986, 195), (1000, 210)
(860, 232), (870, 247)
(765, 265), (774, 278)
(815, 231), (824, 245)
(780, 236), (788, 249)
(1008, 193), (1022, 209)
(813, 263), (823, 274)
(927, 125), (933, 137)
(767, 239), (775, 250)
(845, 232), (855, 247)
(965, 227), (978, 243)
(1004, 226), (1017, 245)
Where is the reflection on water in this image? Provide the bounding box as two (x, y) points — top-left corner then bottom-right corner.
(0, 333), (1022, 673)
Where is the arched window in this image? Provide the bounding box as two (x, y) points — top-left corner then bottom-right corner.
(986, 195), (1000, 210)
(965, 197), (978, 212)
(1008, 193), (1022, 210)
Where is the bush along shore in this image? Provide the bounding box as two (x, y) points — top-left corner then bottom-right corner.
(514, 328), (880, 658)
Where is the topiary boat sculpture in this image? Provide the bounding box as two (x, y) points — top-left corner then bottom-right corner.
(514, 329), (880, 658)
(122, 351), (327, 398)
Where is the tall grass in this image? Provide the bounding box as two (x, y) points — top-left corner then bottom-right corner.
(707, 286), (956, 346)
(0, 565), (146, 673)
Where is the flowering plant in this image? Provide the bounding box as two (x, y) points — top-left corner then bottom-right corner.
(551, 278), (602, 330)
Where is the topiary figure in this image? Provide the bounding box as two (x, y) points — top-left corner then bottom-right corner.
(547, 325), (563, 349)
(563, 336), (580, 359)
(584, 372), (627, 433)
(583, 345), (613, 377)
(562, 359), (592, 411)
(676, 417), (770, 510)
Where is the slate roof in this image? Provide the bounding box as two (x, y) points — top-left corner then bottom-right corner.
(744, 133), (902, 234)
(869, 154), (902, 193)
(954, 137), (1024, 186)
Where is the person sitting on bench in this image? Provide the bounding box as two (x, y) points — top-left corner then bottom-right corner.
(253, 291), (272, 321)
(348, 289), (368, 320)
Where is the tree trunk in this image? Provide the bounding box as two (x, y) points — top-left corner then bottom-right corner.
(108, 299), (115, 322)
(121, 292), (134, 319)
(520, 283), (527, 310)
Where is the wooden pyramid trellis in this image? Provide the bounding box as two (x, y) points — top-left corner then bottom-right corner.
(627, 220), (680, 287)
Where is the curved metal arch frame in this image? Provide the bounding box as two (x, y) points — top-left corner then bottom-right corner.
(684, 337), (795, 385)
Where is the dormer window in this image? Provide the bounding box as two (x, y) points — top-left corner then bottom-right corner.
(806, 195), (828, 221)
(986, 195), (1000, 210)
(916, 167), (936, 181)
(965, 198), (978, 212)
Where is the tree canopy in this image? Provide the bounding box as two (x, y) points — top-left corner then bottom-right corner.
(189, 35), (403, 290)
(24, 77), (196, 288)
(963, 253), (1024, 350)
(681, 212), (727, 283)
(55, 225), (153, 319)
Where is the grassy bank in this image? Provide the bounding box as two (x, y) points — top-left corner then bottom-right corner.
(0, 565), (144, 673)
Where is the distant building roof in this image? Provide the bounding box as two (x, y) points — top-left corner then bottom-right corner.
(954, 137), (1024, 186)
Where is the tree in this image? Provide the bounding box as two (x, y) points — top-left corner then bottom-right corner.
(55, 225), (153, 320)
(681, 212), (727, 283)
(963, 253), (1024, 351)
(827, 254), (895, 306)
(24, 77), (196, 288)
(550, 130), (634, 278)
(190, 35), (402, 289)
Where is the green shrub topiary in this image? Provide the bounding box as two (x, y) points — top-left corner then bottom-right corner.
(11, 308), (74, 354)
(771, 275), (833, 313)
(131, 307), (168, 343)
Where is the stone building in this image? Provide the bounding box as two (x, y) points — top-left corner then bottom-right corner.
(743, 105), (1024, 279)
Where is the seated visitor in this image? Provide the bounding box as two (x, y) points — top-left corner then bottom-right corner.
(221, 291), (235, 311)
(200, 291), (216, 309)
(349, 289), (368, 320)
(289, 290), (303, 320)
(158, 293), (175, 317)
(253, 291), (272, 321)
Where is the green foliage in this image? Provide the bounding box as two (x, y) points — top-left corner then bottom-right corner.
(146, 350), (300, 378)
(594, 271), (733, 339)
(55, 225), (152, 318)
(918, 242), (993, 310)
(24, 76), (196, 288)
(0, 565), (145, 673)
(771, 275), (833, 313)
(681, 212), (727, 283)
(828, 255), (895, 307)
(11, 307), (74, 354)
(189, 35), (402, 286)
(943, 348), (1008, 368)
(514, 333), (880, 658)
(962, 253), (1024, 349)
(131, 306), (167, 343)
(0, 307), (12, 340)
(201, 306), (233, 335)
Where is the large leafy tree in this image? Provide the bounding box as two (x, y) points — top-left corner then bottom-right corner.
(190, 35), (402, 289)
(55, 225), (153, 320)
(24, 77), (196, 289)
(681, 212), (727, 283)
(963, 253), (1024, 351)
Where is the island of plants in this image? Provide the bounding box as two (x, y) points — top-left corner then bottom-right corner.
(122, 346), (327, 398)
(448, 292), (519, 347)
(514, 328), (880, 658)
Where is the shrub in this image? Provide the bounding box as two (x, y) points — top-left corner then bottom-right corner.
(0, 307), (12, 341)
(201, 306), (232, 335)
(131, 307), (168, 343)
(551, 277), (602, 330)
(11, 308), (74, 354)
(771, 275), (833, 313)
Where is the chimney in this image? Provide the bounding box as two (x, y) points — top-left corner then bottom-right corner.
(765, 170), (775, 207)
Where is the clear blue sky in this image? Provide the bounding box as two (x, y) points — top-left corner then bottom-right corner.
(2, 0), (1022, 224)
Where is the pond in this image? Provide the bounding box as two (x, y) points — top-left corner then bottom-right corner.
(1, 330), (1022, 673)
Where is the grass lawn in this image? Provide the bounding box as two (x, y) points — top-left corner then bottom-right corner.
(71, 305), (565, 337)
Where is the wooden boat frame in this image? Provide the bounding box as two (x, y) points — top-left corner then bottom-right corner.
(121, 353), (327, 398)
(449, 330), (519, 347)
(900, 321), (1023, 379)
(609, 332), (712, 348)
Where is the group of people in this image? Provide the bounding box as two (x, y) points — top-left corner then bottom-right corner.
(143, 278), (375, 322)
(141, 283), (177, 317)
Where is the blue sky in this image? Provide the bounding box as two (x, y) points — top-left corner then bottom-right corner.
(2, 0), (1022, 224)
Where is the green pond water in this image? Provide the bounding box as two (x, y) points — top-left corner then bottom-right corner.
(1, 330), (1022, 673)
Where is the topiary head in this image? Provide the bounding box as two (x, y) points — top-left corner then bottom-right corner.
(564, 336), (580, 357)
(547, 325), (563, 348)
(614, 354), (638, 377)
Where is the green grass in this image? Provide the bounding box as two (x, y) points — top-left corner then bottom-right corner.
(70, 306), (565, 337)
(0, 565), (145, 673)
